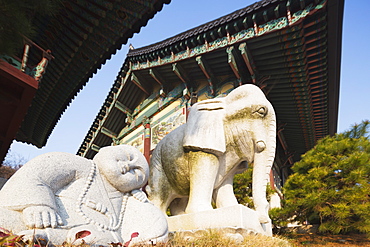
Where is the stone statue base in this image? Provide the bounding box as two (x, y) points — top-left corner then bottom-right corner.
(167, 205), (272, 236)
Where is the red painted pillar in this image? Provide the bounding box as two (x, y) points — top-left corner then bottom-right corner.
(143, 121), (151, 163)
(269, 168), (276, 191)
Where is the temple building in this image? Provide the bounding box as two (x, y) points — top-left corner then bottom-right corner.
(0, 0), (171, 162)
(78, 0), (344, 191)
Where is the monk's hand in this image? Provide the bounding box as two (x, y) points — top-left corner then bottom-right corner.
(131, 189), (149, 203)
(23, 206), (63, 229)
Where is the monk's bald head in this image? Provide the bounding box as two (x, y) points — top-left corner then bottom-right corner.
(93, 145), (149, 192)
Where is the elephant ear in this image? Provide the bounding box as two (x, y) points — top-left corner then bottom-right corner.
(184, 98), (226, 157)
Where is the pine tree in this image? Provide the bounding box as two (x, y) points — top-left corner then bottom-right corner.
(343, 120), (370, 139)
(233, 167), (254, 207)
(277, 120), (370, 234)
(233, 165), (275, 209)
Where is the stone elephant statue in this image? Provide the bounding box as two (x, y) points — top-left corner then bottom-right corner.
(146, 84), (276, 223)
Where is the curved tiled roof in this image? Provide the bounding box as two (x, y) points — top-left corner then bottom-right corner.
(78, 0), (344, 161)
(15, 0), (171, 148)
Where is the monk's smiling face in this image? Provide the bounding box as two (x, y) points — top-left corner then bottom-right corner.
(93, 145), (149, 192)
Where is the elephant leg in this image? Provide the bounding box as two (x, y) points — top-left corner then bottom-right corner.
(185, 151), (219, 214)
(213, 174), (238, 208)
(147, 167), (176, 214)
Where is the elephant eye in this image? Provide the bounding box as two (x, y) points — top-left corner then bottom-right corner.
(255, 107), (267, 117)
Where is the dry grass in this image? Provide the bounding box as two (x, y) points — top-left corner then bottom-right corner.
(132, 230), (370, 247)
(4, 228), (370, 246)
(44, 229), (291, 246)
(152, 229), (291, 247)
(283, 232), (370, 247)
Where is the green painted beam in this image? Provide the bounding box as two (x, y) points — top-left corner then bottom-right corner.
(239, 43), (258, 83)
(91, 144), (101, 152)
(172, 63), (189, 84)
(131, 72), (150, 95)
(149, 68), (165, 85)
(196, 56), (217, 95)
(114, 100), (133, 116)
(101, 127), (117, 139)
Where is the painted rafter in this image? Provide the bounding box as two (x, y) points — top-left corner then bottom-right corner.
(226, 47), (240, 80)
(226, 46), (246, 85)
(101, 127), (117, 139)
(131, 72), (150, 95)
(239, 43), (258, 83)
(172, 63), (191, 89)
(149, 68), (167, 96)
(114, 100), (133, 115)
(196, 56), (216, 95)
(91, 144), (101, 152)
(114, 100), (134, 123)
(149, 68), (165, 86)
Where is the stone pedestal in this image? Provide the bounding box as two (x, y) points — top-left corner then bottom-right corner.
(167, 205), (272, 236)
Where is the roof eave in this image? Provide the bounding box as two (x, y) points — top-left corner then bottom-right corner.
(327, 0), (344, 135)
(15, 0), (171, 147)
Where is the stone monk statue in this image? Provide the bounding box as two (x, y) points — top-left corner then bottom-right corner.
(0, 145), (168, 246)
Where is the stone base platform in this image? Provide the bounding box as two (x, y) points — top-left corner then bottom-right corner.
(167, 204), (272, 236)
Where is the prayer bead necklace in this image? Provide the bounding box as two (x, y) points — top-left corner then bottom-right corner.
(75, 160), (129, 231)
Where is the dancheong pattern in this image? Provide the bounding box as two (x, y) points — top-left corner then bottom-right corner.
(131, 2), (323, 71)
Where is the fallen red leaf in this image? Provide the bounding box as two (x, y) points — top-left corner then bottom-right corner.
(124, 232), (140, 247)
(75, 230), (91, 240)
(0, 228), (10, 238)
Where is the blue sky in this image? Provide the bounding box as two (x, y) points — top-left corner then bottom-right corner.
(5, 0), (370, 163)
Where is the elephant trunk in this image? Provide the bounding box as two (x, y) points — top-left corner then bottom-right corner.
(252, 105), (276, 223)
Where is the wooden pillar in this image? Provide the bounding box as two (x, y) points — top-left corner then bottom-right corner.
(269, 168), (276, 191)
(143, 118), (151, 162)
(21, 43), (30, 72)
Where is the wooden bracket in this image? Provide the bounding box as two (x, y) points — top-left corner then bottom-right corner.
(196, 56), (217, 95)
